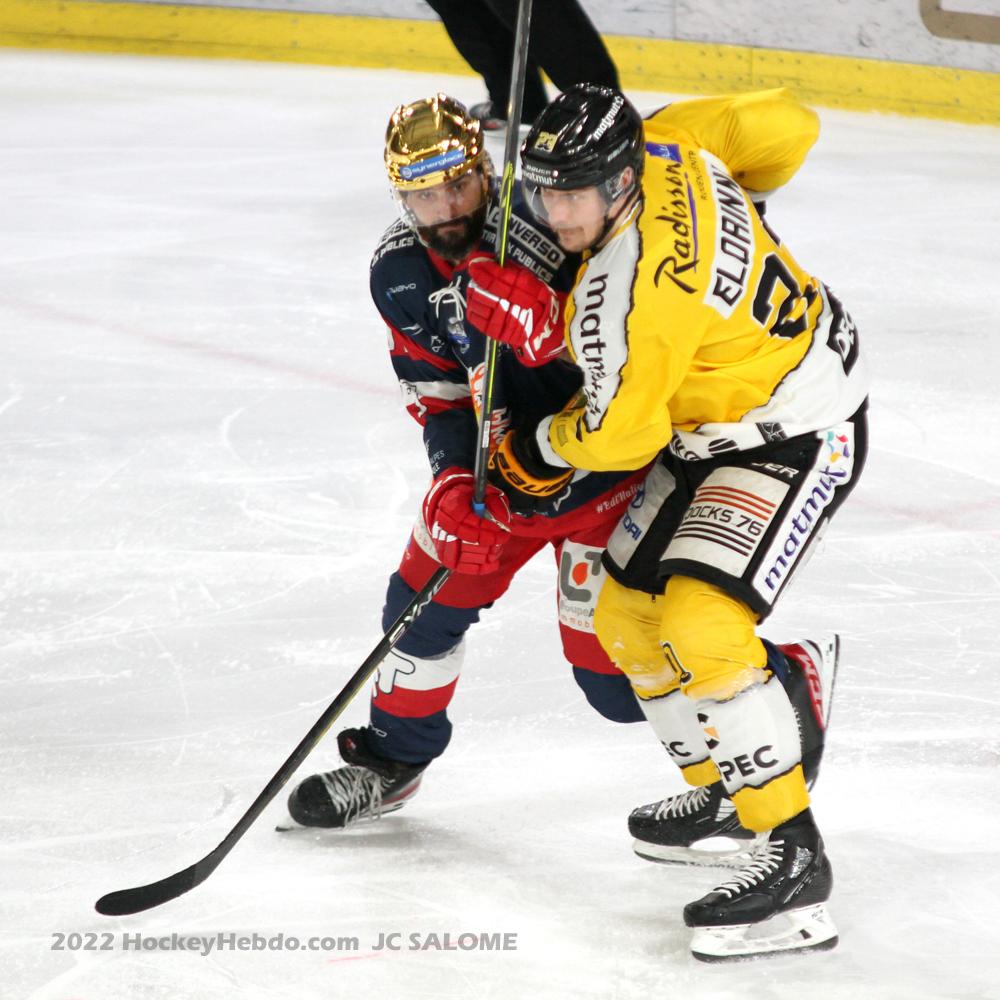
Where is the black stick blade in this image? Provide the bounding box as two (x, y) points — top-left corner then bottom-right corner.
(95, 568), (453, 918)
(95, 856), (215, 916)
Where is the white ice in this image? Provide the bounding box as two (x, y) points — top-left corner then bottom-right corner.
(2, 49), (999, 1000)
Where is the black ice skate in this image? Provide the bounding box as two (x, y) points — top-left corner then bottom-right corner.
(277, 728), (427, 831)
(683, 809), (838, 962)
(629, 635), (839, 866)
(628, 781), (765, 867)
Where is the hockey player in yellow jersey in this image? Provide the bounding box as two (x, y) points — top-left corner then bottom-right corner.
(465, 85), (869, 961)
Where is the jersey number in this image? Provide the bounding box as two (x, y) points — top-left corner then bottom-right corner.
(751, 254), (817, 340)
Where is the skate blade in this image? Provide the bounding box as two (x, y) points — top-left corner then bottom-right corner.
(274, 799), (409, 833)
(820, 633), (840, 729)
(632, 832), (767, 868)
(803, 633), (839, 729)
(690, 903), (838, 962)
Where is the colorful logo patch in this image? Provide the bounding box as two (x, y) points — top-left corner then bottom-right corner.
(644, 141), (681, 162)
(824, 431), (851, 463)
(558, 543), (605, 634)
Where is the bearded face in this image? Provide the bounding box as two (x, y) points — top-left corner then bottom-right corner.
(396, 168), (490, 264)
(415, 200), (489, 262)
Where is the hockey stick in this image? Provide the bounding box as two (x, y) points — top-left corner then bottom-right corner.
(94, 564), (451, 916)
(96, 0), (533, 918)
(471, 0), (534, 512)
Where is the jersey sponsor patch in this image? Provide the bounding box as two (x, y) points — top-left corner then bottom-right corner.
(605, 461), (678, 570)
(663, 468), (789, 577)
(699, 674), (802, 795)
(557, 541), (606, 634)
(485, 205), (565, 276)
(399, 148), (466, 181)
(751, 421), (857, 602)
(569, 246), (637, 433)
(649, 157), (700, 295)
(372, 222), (417, 266)
(645, 141), (682, 163)
(468, 362), (510, 445)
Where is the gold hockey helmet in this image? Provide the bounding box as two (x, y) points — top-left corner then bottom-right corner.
(385, 94), (492, 191)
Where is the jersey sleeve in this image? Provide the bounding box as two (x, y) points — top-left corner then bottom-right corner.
(369, 247), (477, 476)
(645, 88), (819, 195)
(542, 325), (686, 473)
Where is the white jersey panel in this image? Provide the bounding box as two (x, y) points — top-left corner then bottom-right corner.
(567, 226), (641, 434)
(671, 284), (869, 460)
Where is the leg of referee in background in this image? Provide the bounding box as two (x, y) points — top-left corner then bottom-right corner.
(424, 0), (618, 125)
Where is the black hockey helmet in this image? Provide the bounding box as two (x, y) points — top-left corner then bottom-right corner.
(520, 84), (644, 200)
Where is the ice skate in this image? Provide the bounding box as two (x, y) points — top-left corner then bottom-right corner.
(276, 728), (427, 831)
(630, 636), (839, 864)
(683, 809), (838, 962)
(468, 100), (507, 131)
(780, 635), (839, 789)
(629, 781), (766, 867)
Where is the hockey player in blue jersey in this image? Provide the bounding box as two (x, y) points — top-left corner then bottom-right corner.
(281, 93), (650, 830)
(280, 95), (834, 868)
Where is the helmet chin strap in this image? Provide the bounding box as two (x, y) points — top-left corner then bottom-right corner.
(590, 188), (640, 251)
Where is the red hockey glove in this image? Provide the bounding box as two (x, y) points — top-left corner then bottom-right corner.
(422, 468), (512, 574)
(466, 256), (566, 367)
(488, 428), (573, 513)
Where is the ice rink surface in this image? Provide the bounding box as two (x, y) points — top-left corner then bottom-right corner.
(2, 48), (1000, 1000)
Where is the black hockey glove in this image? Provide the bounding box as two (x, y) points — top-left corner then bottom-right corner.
(488, 427), (573, 514)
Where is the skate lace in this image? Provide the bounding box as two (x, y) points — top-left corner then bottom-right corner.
(653, 784), (713, 820)
(319, 766), (384, 827)
(712, 839), (785, 898)
(428, 283), (466, 320)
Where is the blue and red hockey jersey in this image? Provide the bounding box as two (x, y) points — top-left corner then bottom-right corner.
(369, 187), (640, 519)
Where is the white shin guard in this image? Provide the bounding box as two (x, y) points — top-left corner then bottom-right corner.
(636, 687), (714, 772)
(695, 674), (803, 800)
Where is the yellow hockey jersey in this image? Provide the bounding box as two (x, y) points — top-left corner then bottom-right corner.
(534, 89), (869, 473)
